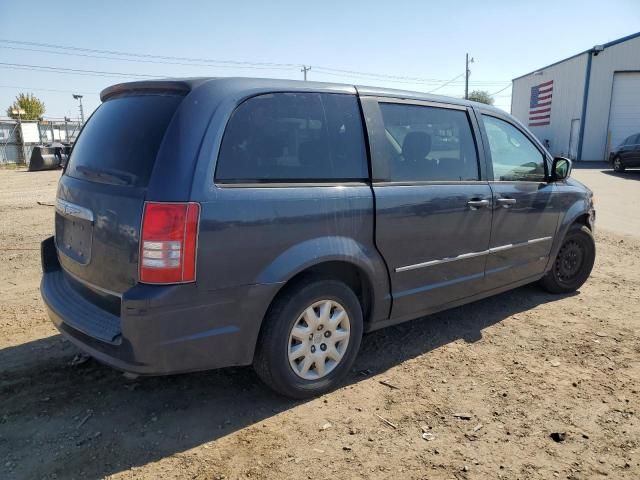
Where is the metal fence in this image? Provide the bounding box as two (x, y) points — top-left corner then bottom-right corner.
(0, 118), (82, 165)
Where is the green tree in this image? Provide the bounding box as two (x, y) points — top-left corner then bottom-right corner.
(467, 90), (495, 105)
(6, 93), (46, 120)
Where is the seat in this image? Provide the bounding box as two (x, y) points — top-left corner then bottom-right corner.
(398, 131), (437, 180)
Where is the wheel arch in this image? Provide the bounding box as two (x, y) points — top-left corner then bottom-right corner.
(248, 237), (391, 362)
(547, 201), (593, 272)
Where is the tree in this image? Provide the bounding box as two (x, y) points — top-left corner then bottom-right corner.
(467, 90), (494, 105)
(6, 93), (46, 120)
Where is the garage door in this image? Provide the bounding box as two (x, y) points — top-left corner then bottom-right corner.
(607, 72), (640, 156)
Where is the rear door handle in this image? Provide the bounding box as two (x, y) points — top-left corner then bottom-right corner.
(496, 197), (517, 207)
(467, 199), (490, 210)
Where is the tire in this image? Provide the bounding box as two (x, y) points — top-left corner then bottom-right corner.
(253, 278), (363, 399)
(613, 156), (626, 172)
(540, 225), (595, 294)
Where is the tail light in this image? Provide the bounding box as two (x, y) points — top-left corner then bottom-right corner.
(139, 202), (200, 284)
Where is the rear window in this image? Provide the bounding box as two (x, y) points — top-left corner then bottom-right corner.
(66, 95), (183, 187)
(215, 93), (368, 183)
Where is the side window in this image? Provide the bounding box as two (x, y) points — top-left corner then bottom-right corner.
(378, 102), (480, 182)
(215, 93), (367, 183)
(482, 115), (546, 182)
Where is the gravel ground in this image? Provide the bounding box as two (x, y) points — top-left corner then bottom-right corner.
(1, 168), (638, 480)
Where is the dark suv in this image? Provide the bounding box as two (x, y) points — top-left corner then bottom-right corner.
(41, 78), (596, 398)
(609, 132), (640, 172)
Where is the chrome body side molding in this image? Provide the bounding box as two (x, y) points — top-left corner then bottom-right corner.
(395, 237), (553, 273)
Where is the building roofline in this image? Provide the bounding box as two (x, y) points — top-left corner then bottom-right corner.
(512, 30), (640, 82)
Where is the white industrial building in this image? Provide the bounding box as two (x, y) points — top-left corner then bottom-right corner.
(511, 32), (640, 161)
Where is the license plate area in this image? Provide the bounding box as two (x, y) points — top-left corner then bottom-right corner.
(55, 211), (93, 265)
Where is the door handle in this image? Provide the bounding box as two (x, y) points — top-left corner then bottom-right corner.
(467, 199), (490, 210)
(496, 197), (517, 207)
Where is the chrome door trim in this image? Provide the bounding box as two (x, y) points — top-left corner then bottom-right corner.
(55, 198), (94, 223)
(395, 236), (553, 273)
(395, 250), (488, 273)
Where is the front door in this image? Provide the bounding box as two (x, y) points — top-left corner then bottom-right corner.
(479, 113), (560, 289)
(361, 97), (493, 321)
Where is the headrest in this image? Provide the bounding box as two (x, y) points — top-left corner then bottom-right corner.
(402, 131), (432, 163)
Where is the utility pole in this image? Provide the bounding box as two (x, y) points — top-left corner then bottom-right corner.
(73, 94), (84, 124)
(465, 53), (474, 100)
(301, 65), (311, 81)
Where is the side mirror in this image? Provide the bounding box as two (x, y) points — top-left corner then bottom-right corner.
(551, 157), (572, 181)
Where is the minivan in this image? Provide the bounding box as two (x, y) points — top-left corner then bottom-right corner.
(41, 78), (596, 398)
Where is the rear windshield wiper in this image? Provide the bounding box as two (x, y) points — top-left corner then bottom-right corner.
(74, 165), (137, 186)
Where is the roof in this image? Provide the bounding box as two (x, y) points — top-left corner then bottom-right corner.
(512, 31), (640, 81)
(99, 76), (505, 114)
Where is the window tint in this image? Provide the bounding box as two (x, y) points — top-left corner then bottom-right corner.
(482, 115), (546, 182)
(626, 134), (640, 145)
(215, 93), (367, 182)
(378, 103), (479, 182)
(66, 95), (183, 187)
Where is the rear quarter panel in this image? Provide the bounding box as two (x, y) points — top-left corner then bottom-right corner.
(194, 185), (390, 324)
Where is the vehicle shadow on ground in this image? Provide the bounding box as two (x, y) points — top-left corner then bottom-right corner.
(601, 169), (640, 181)
(0, 284), (572, 479)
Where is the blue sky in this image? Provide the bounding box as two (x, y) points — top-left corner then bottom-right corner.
(1, 0), (639, 119)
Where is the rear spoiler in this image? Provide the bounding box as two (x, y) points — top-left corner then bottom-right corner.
(100, 80), (192, 101)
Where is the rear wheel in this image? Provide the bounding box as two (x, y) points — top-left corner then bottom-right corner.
(254, 278), (363, 398)
(540, 225), (595, 293)
(613, 156), (626, 172)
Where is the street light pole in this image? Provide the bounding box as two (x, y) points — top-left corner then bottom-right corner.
(73, 94), (84, 124)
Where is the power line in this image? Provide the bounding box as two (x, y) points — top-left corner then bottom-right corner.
(0, 84), (96, 95)
(0, 38), (512, 87)
(311, 68), (508, 87)
(0, 38), (459, 83)
(490, 84), (512, 95)
(427, 73), (465, 93)
(0, 62), (163, 79)
(0, 45), (294, 72)
(0, 38), (300, 69)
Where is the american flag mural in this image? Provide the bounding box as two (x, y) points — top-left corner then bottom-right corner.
(528, 80), (553, 126)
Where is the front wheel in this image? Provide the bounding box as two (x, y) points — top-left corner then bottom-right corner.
(254, 278), (363, 398)
(540, 225), (595, 294)
(613, 156), (626, 172)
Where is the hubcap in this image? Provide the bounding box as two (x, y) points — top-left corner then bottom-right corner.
(555, 239), (584, 283)
(287, 299), (351, 380)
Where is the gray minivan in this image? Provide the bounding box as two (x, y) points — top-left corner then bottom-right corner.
(41, 78), (595, 398)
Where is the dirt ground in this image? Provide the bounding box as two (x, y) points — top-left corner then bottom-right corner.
(1, 168), (639, 480)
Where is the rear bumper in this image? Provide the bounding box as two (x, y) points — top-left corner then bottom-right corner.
(40, 236), (281, 375)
